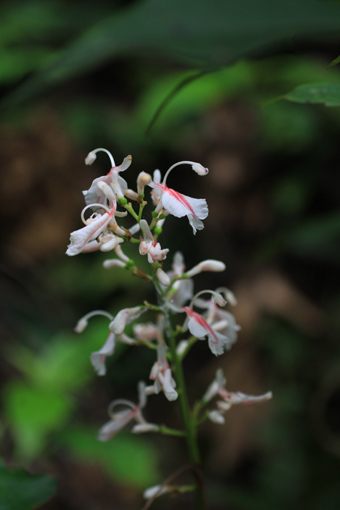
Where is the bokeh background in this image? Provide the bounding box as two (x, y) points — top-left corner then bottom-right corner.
(1, 1), (340, 509)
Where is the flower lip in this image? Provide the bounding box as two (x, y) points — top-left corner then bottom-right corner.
(182, 306), (219, 343)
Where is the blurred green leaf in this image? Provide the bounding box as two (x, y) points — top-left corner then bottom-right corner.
(0, 1), (64, 46)
(136, 62), (254, 130)
(285, 82), (340, 107)
(328, 55), (340, 70)
(6, 324), (112, 392)
(0, 459), (56, 510)
(0, 49), (51, 84)
(3, 383), (73, 458)
(60, 427), (159, 488)
(6, 0), (340, 107)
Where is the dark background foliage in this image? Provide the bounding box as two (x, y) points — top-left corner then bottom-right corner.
(1, 1), (340, 509)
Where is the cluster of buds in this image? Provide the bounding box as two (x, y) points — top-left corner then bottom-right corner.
(66, 148), (272, 505)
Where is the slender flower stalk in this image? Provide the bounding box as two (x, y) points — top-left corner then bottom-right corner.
(65, 148), (272, 510)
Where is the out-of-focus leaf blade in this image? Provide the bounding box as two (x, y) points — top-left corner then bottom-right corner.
(60, 427), (159, 488)
(6, 0), (340, 107)
(0, 459), (56, 510)
(3, 383), (73, 458)
(328, 55), (340, 69)
(285, 82), (340, 106)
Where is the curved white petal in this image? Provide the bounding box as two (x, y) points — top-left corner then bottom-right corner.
(208, 330), (229, 356)
(163, 369), (178, 401)
(187, 316), (208, 339)
(66, 213), (110, 256)
(90, 332), (115, 376)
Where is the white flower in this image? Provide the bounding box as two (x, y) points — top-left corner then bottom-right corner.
(66, 205), (114, 256)
(151, 183), (208, 234)
(195, 298), (240, 349)
(83, 151), (132, 206)
(98, 381), (151, 441)
(181, 291), (231, 356)
(109, 306), (145, 335)
(218, 389), (273, 410)
(149, 344), (178, 401)
(139, 220), (169, 264)
(149, 159), (209, 234)
(205, 369), (272, 423)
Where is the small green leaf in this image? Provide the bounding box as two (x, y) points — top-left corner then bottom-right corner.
(0, 459), (56, 510)
(285, 82), (340, 107)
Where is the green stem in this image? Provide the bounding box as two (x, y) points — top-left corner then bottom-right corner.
(163, 309), (206, 510)
(178, 335), (199, 361)
(157, 426), (185, 437)
(137, 199), (146, 222)
(124, 203), (139, 221)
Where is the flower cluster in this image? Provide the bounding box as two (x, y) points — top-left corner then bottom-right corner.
(67, 148), (272, 506)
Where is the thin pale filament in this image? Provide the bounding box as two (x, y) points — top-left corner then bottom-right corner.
(189, 290), (224, 310)
(80, 202), (112, 225)
(92, 148), (115, 168)
(162, 161), (196, 186)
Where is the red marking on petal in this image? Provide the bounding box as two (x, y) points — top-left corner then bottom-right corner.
(155, 184), (196, 217)
(182, 307), (218, 342)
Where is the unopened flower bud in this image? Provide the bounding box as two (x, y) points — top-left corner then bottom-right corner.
(186, 259), (226, 278)
(129, 223), (140, 235)
(100, 237), (124, 252)
(96, 181), (115, 201)
(114, 245), (130, 262)
(216, 287), (237, 306)
(132, 423), (159, 434)
(207, 410), (225, 424)
(85, 151), (97, 165)
(137, 172), (152, 195)
(143, 485), (169, 500)
(125, 189), (139, 201)
(103, 259), (126, 269)
(139, 240), (149, 256)
(191, 162), (209, 176)
(156, 268), (171, 287)
(74, 318), (88, 333)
